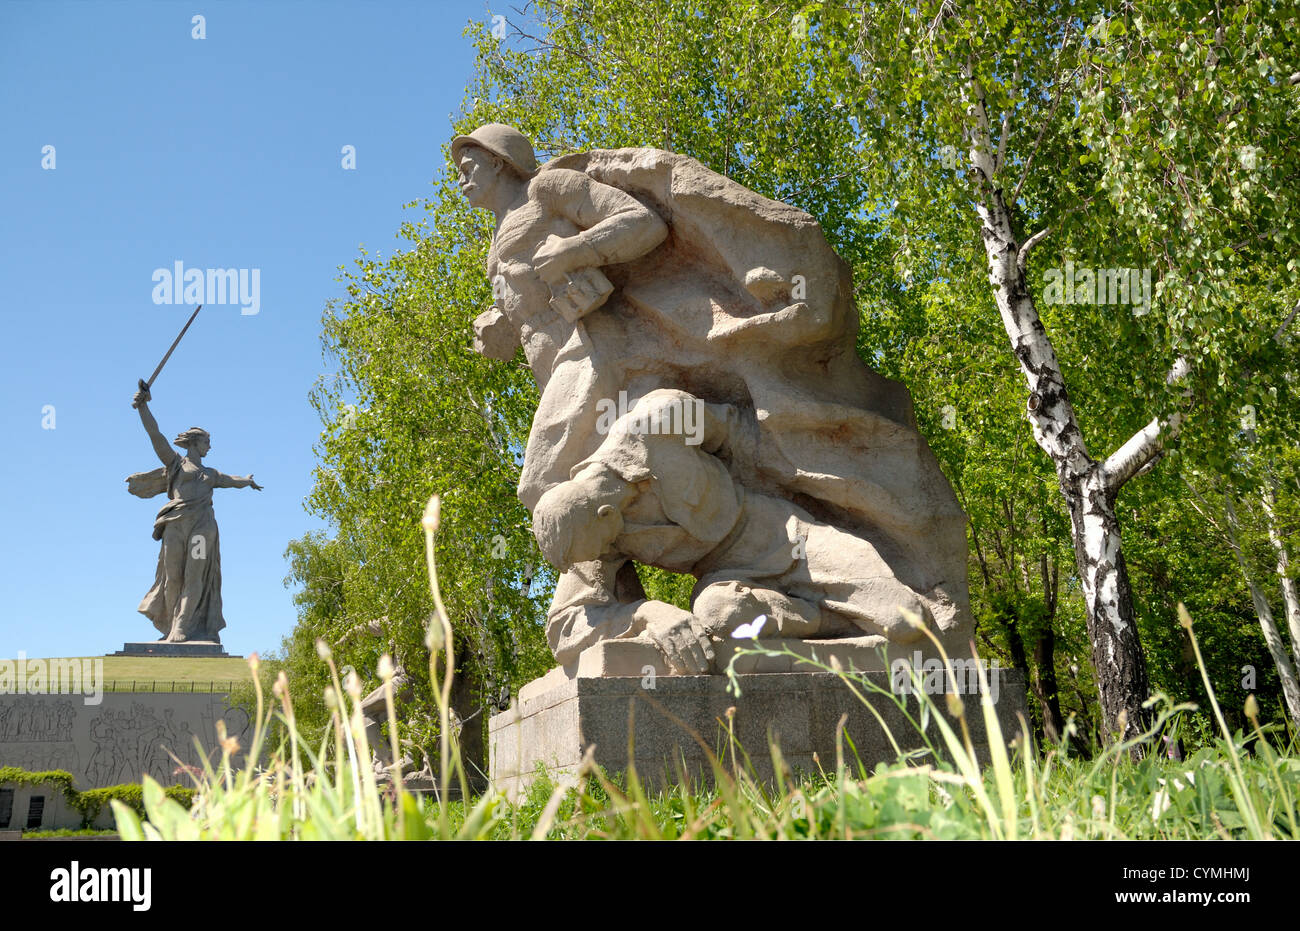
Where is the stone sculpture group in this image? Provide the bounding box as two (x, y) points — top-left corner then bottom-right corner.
(454, 123), (972, 677)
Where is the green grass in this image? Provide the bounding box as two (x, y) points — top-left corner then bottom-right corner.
(4, 656), (253, 691)
(112, 658), (1300, 840)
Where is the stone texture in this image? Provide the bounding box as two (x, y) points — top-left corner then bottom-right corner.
(112, 641), (237, 658)
(455, 124), (972, 678)
(572, 635), (944, 678)
(489, 668), (1028, 801)
(456, 126), (1020, 801)
(0, 691), (248, 789)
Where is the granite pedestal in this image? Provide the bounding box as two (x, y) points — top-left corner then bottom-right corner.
(112, 641), (238, 658)
(489, 641), (1029, 801)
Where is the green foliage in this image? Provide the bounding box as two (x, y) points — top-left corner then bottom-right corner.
(836, 0), (1300, 724)
(635, 566), (696, 611)
(73, 782), (193, 826)
(281, 154), (555, 751)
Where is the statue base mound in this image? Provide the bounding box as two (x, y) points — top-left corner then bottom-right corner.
(112, 640), (238, 658)
(489, 647), (1028, 802)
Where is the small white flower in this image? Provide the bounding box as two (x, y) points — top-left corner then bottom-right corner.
(731, 615), (767, 639)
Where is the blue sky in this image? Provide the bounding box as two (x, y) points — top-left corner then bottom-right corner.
(0, 0), (503, 659)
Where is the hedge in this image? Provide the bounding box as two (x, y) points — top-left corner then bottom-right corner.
(0, 766), (194, 828)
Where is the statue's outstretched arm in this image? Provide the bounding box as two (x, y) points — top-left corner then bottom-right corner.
(214, 471), (263, 491)
(131, 383), (176, 467)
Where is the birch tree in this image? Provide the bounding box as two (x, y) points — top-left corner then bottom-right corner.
(840, 0), (1300, 746)
(1197, 489), (1300, 731)
(1184, 310), (1300, 731)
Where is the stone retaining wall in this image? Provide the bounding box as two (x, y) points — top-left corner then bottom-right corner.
(0, 691), (246, 791)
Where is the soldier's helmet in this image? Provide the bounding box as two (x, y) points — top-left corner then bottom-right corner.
(451, 123), (538, 178)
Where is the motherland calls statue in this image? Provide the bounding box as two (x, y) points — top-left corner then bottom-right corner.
(454, 123), (970, 675)
(125, 384), (261, 644)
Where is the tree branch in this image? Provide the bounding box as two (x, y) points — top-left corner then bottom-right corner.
(1016, 227), (1051, 273)
(994, 64), (1019, 174)
(1010, 21), (1075, 205)
(1101, 357), (1191, 492)
(964, 66), (997, 181)
(1273, 297), (1300, 343)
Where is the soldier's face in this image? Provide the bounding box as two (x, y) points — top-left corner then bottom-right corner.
(535, 477), (625, 568)
(457, 148), (499, 207)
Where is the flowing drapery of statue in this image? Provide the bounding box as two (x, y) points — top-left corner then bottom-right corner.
(125, 383), (262, 644)
(455, 124), (971, 676)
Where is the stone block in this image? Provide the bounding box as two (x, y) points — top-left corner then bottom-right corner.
(489, 668), (1028, 801)
(112, 641), (238, 658)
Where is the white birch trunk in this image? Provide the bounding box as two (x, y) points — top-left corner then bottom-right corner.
(1262, 482), (1300, 669)
(1225, 495), (1300, 731)
(962, 70), (1164, 747)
